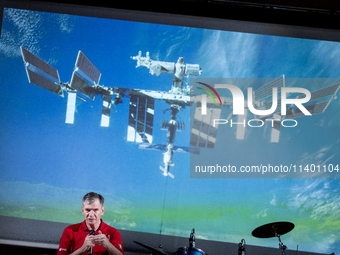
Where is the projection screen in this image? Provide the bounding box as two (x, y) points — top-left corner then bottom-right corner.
(0, 0), (339, 254)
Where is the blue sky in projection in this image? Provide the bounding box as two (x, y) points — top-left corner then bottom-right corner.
(0, 7), (340, 254)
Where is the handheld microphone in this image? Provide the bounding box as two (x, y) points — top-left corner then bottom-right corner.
(238, 239), (245, 255)
(89, 229), (95, 255)
(189, 228), (195, 248)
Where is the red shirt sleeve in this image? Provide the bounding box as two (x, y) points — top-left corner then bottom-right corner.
(57, 228), (73, 255)
(109, 228), (124, 254)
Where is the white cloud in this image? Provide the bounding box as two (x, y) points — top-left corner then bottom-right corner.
(310, 41), (340, 77)
(0, 8), (76, 60)
(255, 208), (268, 218)
(288, 179), (340, 222)
(155, 27), (192, 61)
(286, 179), (340, 253)
(298, 145), (333, 166)
(57, 14), (75, 33)
(0, 8), (43, 58)
(197, 30), (260, 78)
(270, 194), (276, 206)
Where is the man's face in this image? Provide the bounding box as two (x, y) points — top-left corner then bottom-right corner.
(82, 198), (105, 229)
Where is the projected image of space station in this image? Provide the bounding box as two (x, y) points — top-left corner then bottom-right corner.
(0, 6), (340, 255)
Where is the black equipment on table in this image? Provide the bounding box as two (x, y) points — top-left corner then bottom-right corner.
(134, 228), (205, 255)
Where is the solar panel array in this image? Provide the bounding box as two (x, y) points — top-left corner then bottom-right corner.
(21, 47), (60, 81)
(70, 72), (96, 100)
(127, 96), (155, 144)
(254, 76), (285, 102)
(297, 83), (340, 101)
(21, 47), (116, 126)
(26, 69), (63, 96)
(75, 51), (101, 85)
(285, 100), (330, 119)
(21, 46), (63, 97)
(190, 103), (221, 148)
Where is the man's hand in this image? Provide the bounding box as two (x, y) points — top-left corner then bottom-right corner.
(81, 234), (95, 253)
(68, 234), (95, 255)
(92, 230), (123, 255)
(93, 230), (111, 248)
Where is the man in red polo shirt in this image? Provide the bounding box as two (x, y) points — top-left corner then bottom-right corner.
(57, 192), (124, 255)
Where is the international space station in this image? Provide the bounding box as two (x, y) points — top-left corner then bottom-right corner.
(20, 47), (202, 178)
(20, 46), (340, 178)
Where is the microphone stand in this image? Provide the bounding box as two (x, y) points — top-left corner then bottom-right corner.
(238, 239), (245, 255)
(189, 229), (195, 248)
(276, 234), (287, 255)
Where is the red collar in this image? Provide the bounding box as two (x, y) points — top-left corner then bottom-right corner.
(80, 220), (105, 232)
